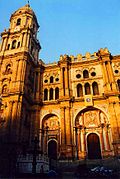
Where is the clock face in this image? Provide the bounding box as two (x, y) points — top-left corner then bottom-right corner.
(86, 98), (91, 102)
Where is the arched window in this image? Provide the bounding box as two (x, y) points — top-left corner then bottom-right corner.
(117, 79), (120, 92)
(83, 70), (89, 78)
(11, 40), (17, 49)
(92, 82), (99, 95)
(50, 76), (53, 83)
(55, 87), (59, 100)
(5, 64), (12, 74)
(49, 88), (53, 100)
(16, 18), (21, 26)
(2, 84), (7, 94)
(85, 83), (91, 95)
(44, 89), (48, 101)
(7, 44), (10, 50)
(77, 84), (83, 97)
(17, 41), (20, 48)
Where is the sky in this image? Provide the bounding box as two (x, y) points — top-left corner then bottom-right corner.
(0, 0), (120, 63)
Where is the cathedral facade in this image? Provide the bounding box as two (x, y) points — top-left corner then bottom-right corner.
(0, 4), (120, 167)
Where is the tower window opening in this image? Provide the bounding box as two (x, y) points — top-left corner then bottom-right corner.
(50, 76), (53, 83)
(49, 88), (53, 100)
(115, 70), (119, 74)
(17, 41), (20, 48)
(83, 70), (89, 78)
(92, 82), (99, 95)
(91, 72), (96, 77)
(6, 64), (12, 74)
(44, 89), (48, 101)
(2, 84), (8, 94)
(7, 44), (10, 50)
(85, 83), (91, 95)
(16, 18), (21, 26)
(117, 79), (120, 92)
(76, 74), (81, 79)
(77, 84), (83, 97)
(11, 40), (17, 49)
(55, 87), (59, 100)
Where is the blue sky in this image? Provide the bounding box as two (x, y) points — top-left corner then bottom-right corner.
(0, 0), (120, 63)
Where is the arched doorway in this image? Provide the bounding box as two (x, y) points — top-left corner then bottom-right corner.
(87, 133), (102, 159)
(48, 140), (57, 159)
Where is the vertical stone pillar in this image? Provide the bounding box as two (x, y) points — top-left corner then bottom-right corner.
(100, 128), (105, 151)
(26, 32), (30, 48)
(65, 67), (69, 96)
(106, 62), (116, 91)
(11, 101), (18, 141)
(108, 102), (120, 156)
(2, 36), (8, 51)
(53, 88), (55, 100)
(0, 37), (4, 51)
(7, 101), (13, 139)
(34, 72), (36, 98)
(102, 62), (111, 92)
(60, 67), (64, 97)
(14, 60), (19, 82)
(17, 60), (23, 81)
(36, 72), (41, 100)
(105, 127), (111, 151)
(20, 33), (24, 47)
(16, 101), (22, 141)
(34, 108), (40, 136)
(65, 107), (71, 145)
(23, 33), (27, 47)
(78, 128), (82, 159)
(60, 107), (66, 145)
(90, 84), (93, 95)
(81, 129), (85, 153)
(21, 60), (27, 81)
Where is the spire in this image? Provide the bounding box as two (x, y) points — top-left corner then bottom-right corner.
(27, 0), (30, 6)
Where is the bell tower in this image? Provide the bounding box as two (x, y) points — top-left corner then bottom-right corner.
(0, 4), (41, 144)
(0, 4), (41, 60)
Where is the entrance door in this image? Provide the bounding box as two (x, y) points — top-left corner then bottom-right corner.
(48, 140), (57, 159)
(87, 133), (102, 159)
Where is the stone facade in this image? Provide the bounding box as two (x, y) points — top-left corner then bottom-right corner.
(0, 4), (120, 169)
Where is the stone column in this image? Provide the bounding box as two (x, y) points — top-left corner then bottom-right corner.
(36, 72), (41, 100)
(16, 101), (22, 141)
(108, 102), (120, 156)
(23, 33), (27, 47)
(65, 107), (71, 145)
(105, 126), (111, 151)
(17, 60), (23, 81)
(90, 84), (93, 95)
(26, 32), (30, 48)
(14, 60), (19, 82)
(53, 88), (55, 100)
(102, 62), (111, 92)
(2, 36), (8, 51)
(34, 108), (40, 136)
(11, 101), (18, 141)
(78, 128), (82, 159)
(100, 127), (105, 151)
(65, 67), (69, 96)
(107, 62), (117, 91)
(20, 33), (24, 47)
(60, 107), (66, 145)
(81, 129), (86, 151)
(7, 101), (13, 139)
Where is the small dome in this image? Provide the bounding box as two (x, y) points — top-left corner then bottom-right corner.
(11, 4), (35, 17)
